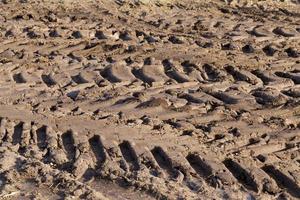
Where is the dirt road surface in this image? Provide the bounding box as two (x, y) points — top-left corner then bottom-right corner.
(0, 0), (299, 199)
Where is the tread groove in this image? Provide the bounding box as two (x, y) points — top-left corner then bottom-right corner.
(36, 126), (47, 150)
(12, 122), (23, 145)
(61, 131), (76, 162)
(119, 141), (140, 171)
(262, 165), (300, 198)
(151, 146), (174, 177)
(88, 135), (106, 167)
(223, 159), (258, 192)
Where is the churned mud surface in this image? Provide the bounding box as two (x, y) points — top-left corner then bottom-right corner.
(0, 0), (299, 199)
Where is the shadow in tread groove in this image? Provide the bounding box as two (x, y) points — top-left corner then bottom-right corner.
(41, 74), (56, 87)
(12, 122), (23, 145)
(262, 165), (300, 198)
(89, 135), (106, 168)
(71, 74), (88, 84)
(61, 131), (76, 162)
(100, 68), (120, 83)
(13, 73), (26, 84)
(151, 146), (174, 177)
(186, 154), (213, 182)
(223, 159), (258, 192)
(119, 141), (140, 171)
(131, 68), (152, 85)
(36, 126), (47, 150)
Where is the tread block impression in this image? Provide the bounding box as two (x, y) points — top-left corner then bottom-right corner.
(262, 165), (300, 198)
(223, 158), (258, 192)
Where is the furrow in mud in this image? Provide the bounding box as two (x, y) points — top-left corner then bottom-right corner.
(0, 0), (299, 199)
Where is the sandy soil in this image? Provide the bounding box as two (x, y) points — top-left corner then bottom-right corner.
(0, 0), (299, 199)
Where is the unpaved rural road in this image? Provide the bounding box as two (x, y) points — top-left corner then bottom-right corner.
(0, 0), (299, 199)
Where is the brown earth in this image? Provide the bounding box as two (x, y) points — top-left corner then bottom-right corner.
(0, 0), (299, 199)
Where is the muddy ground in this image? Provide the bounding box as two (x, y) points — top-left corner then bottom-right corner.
(0, 0), (299, 199)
